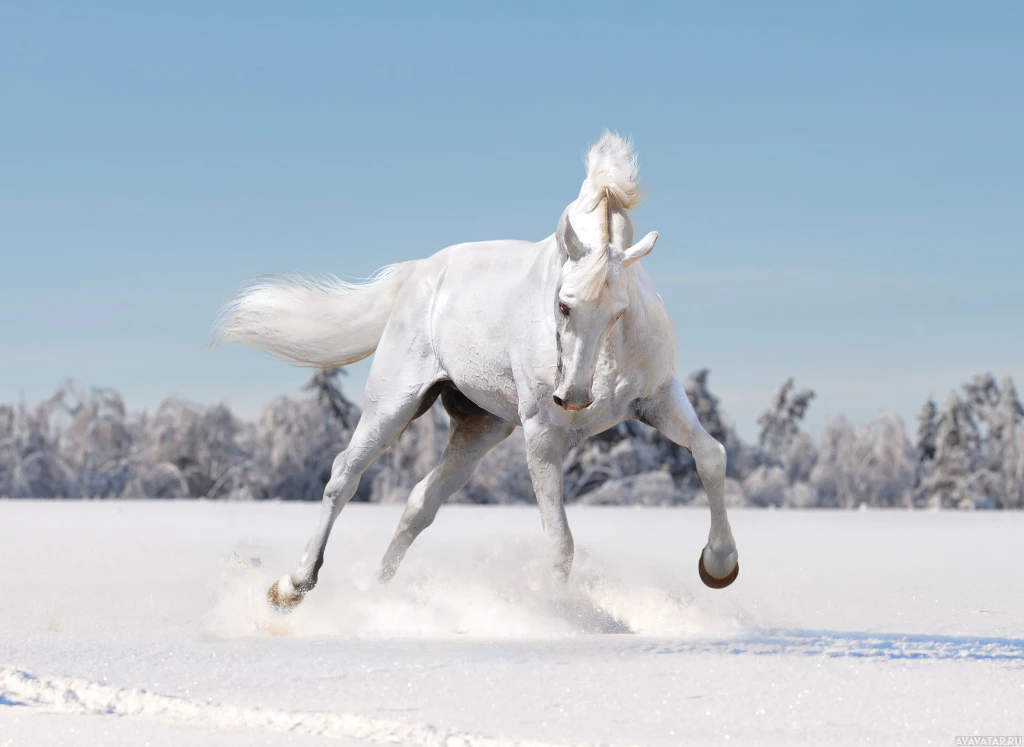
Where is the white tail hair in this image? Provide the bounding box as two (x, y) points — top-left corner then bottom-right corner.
(579, 131), (641, 212)
(212, 262), (417, 369)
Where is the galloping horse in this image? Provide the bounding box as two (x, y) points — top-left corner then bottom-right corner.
(215, 132), (739, 610)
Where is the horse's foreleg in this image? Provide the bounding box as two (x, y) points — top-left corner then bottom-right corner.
(267, 391), (428, 611)
(377, 412), (514, 584)
(523, 420), (573, 581)
(638, 378), (738, 588)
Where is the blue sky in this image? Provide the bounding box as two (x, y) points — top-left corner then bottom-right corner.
(2, 2), (1021, 441)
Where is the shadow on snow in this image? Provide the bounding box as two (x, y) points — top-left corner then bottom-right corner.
(644, 629), (1024, 662)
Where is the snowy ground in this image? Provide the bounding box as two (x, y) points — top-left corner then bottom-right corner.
(0, 501), (1021, 746)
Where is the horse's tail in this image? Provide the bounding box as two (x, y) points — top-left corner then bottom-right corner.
(212, 262), (418, 369)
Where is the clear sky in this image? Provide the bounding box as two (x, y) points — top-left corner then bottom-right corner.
(2, 2), (1021, 441)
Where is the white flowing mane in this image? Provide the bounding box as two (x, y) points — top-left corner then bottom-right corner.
(577, 131), (642, 213)
(564, 132), (645, 301)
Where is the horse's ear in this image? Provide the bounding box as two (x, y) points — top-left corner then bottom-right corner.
(620, 231), (658, 267)
(559, 215), (586, 261)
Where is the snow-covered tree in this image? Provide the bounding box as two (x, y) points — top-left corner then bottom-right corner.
(916, 398), (938, 465)
(927, 374), (1024, 509)
(367, 403), (447, 504)
(756, 378), (816, 462)
(303, 368), (359, 431)
(0, 392), (71, 498)
(562, 420), (680, 503)
(134, 399), (246, 498)
(998, 377), (1024, 508)
(684, 369), (728, 444)
(921, 392), (982, 508)
(2, 370), (1022, 510)
(250, 394), (345, 501)
(463, 430), (532, 504)
(811, 413), (915, 509)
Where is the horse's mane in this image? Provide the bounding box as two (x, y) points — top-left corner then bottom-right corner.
(563, 132), (645, 302)
(577, 131), (641, 212)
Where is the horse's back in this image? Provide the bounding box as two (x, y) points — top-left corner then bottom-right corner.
(432, 238), (542, 277)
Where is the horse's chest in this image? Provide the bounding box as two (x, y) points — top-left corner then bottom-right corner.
(594, 346), (657, 402)
(582, 369), (643, 424)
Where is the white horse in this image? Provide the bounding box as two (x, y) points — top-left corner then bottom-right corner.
(215, 132), (739, 610)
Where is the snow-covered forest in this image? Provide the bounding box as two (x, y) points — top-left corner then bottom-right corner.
(2, 370), (1022, 508)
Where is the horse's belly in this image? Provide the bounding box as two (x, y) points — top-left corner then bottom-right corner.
(433, 327), (520, 423)
(447, 376), (520, 424)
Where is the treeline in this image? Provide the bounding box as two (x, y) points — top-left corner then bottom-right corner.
(1, 370), (1021, 508)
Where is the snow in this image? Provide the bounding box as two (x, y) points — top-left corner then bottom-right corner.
(1, 501), (1022, 746)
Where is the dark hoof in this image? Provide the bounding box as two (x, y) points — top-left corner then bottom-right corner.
(698, 552), (738, 589)
(267, 579), (305, 612)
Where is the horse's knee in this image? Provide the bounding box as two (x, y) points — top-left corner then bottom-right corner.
(323, 472), (350, 503)
(696, 436), (726, 479)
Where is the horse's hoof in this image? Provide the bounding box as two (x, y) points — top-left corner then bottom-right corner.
(698, 550), (738, 589)
(267, 576), (305, 612)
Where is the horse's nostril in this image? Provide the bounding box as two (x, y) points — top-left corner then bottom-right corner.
(553, 395), (566, 409)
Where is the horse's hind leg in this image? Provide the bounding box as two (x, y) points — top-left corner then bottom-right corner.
(377, 386), (515, 584)
(268, 375), (443, 611)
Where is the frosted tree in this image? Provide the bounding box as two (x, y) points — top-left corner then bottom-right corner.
(865, 413), (917, 507)
(812, 413), (915, 508)
(916, 398), (938, 464)
(756, 378), (816, 461)
(58, 385), (134, 498)
(955, 373), (1023, 508)
(808, 417), (863, 508)
(1, 385), (82, 498)
(562, 420), (676, 503)
(684, 369), (728, 444)
(914, 397), (939, 505)
(996, 377), (1024, 508)
(132, 399), (247, 499)
(921, 392), (982, 508)
(366, 403), (448, 504)
(463, 431), (533, 504)
(0, 405), (12, 496)
(250, 367), (364, 502)
(251, 396), (332, 501)
(5, 370), (1024, 510)
(963, 373), (1001, 432)
(743, 378), (817, 506)
(303, 368), (359, 431)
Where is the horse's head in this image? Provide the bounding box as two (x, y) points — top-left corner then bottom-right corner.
(551, 194), (658, 411)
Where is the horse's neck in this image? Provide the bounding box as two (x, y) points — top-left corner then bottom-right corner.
(526, 235), (562, 309)
(605, 262), (671, 373)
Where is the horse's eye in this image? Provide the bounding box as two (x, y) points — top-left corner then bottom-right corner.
(558, 302), (570, 317)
